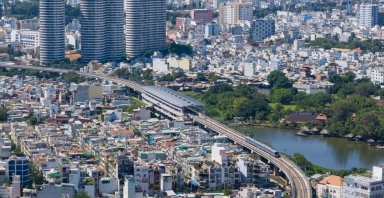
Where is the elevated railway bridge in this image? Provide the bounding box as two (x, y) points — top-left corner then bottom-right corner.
(0, 64), (312, 197)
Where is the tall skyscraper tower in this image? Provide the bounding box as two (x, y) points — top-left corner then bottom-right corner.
(125, 0), (166, 58)
(39, 0), (65, 64)
(359, 4), (378, 27)
(106, 0), (125, 61)
(378, 6), (384, 26)
(80, 0), (124, 63)
(80, 0), (106, 63)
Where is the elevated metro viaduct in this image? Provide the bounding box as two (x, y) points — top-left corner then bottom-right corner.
(0, 64), (313, 198)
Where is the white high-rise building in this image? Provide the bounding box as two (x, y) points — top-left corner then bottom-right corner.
(106, 0), (125, 61)
(218, 2), (253, 24)
(39, 0), (65, 64)
(293, 39), (305, 51)
(80, 0), (124, 63)
(125, 0), (166, 58)
(204, 22), (220, 38)
(80, 0), (106, 63)
(123, 176), (143, 198)
(359, 4), (378, 27)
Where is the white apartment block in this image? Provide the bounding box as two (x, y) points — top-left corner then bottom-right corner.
(359, 4), (378, 27)
(293, 39), (305, 51)
(343, 165), (384, 198)
(239, 3), (253, 21)
(204, 22), (220, 38)
(219, 2), (253, 24)
(10, 29), (39, 48)
(125, 0), (166, 58)
(371, 69), (384, 84)
(250, 19), (275, 42)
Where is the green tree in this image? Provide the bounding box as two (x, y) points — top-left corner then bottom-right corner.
(28, 116), (37, 126)
(196, 72), (207, 81)
(158, 73), (174, 82)
(0, 107), (8, 122)
(65, 4), (81, 25)
(272, 88), (293, 104)
(207, 84), (233, 94)
(172, 70), (186, 79)
(29, 162), (44, 186)
(222, 189), (233, 196)
(354, 81), (377, 97)
(267, 70), (292, 88)
(64, 71), (85, 84)
(74, 191), (91, 198)
(209, 73), (219, 82)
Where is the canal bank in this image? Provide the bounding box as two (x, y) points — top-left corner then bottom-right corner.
(234, 126), (384, 170)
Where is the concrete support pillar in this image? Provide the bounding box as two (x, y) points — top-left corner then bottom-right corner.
(19, 69), (24, 79)
(273, 166), (280, 176)
(40, 71), (46, 79)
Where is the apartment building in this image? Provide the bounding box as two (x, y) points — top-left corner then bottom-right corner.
(190, 9), (213, 24)
(250, 18), (275, 42)
(219, 2), (253, 24)
(11, 29), (39, 48)
(344, 165), (384, 197)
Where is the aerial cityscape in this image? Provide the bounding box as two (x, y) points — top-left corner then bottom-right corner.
(0, 0), (384, 197)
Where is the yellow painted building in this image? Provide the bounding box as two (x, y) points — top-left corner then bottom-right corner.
(178, 57), (191, 71)
(88, 85), (103, 99)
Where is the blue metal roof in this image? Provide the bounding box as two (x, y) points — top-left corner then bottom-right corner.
(142, 86), (204, 107)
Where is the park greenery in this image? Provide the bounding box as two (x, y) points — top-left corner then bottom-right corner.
(64, 71), (86, 84)
(184, 70), (384, 140)
(306, 36), (383, 53)
(4, 0), (39, 20)
(4, 1), (80, 24)
(114, 68), (154, 85)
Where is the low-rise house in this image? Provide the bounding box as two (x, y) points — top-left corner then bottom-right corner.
(284, 112), (327, 125)
(317, 175), (344, 198)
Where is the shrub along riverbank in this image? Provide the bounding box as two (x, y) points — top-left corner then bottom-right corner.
(286, 153), (368, 178)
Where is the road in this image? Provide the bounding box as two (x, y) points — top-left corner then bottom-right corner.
(0, 64), (312, 197)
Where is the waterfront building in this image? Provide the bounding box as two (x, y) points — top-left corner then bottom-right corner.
(39, 0), (65, 64)
(317, 175), (344, 198)
(125, 0), (166, 58)
(359, 4), (378, 27)
(343, 165), (384, 197)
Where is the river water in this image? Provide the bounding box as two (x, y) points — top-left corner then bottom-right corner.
(235, 126), (384, 170)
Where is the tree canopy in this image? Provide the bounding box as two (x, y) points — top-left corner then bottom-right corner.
(0, 107), (8, 122)
(74, 191), (91, 198)
(64, 71), (86, 84)
(267, 70), (292, 88)
(5, 0), (39, 20)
